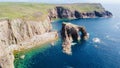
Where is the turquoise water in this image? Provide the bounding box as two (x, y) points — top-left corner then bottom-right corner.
(15, 4), (120, 68)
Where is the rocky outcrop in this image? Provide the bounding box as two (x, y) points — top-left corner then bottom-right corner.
(48, 6), (74, 20)
(61, 23), (89, 54)
(0, 18), (58, 68)
(94, 11), (113, 17)
(49, 6), (113, 19)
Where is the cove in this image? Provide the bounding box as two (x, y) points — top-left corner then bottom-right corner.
(14, 16), (120, 68)
(14, 4), (120, 68)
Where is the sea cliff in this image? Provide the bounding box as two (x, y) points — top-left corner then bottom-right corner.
(0, 3), (112, 68)
(0, 18), (58, 68)
(49, 6), (112, 20)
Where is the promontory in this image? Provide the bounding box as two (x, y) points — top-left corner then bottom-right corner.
(0, 2), (112, 68)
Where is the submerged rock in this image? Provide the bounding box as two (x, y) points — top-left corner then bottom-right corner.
(61, 22), (89, 54)
(20, 55), (25, 59)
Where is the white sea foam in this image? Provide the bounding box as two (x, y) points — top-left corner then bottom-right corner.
(71, 42), (77, 45)
(92, 37), (101, 43)
(115, 23), (120, 30)
(86, 33), (90, 39)
(87, 33), (90, 37)
(65, 65), (73, 68)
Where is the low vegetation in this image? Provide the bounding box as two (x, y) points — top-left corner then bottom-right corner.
(0, 2), (105, 20)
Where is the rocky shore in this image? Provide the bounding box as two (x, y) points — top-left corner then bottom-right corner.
(0, 3), (113, 68)
(0, 18), (58, 68)
(49, 6), (112, 20)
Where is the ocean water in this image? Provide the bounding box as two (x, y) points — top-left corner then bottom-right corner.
(14, 4), (120, 68)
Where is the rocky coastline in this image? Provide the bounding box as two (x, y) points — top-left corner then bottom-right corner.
(0, 3), (112, 68)
(0, 18), (58, 68)
(49, 6), (112, 20)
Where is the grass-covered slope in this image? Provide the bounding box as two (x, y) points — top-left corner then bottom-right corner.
(0, 2), (105, 20)
(58, 3), (105, 12)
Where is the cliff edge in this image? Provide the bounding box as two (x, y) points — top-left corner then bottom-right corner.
(0, 18), (58, 68)
(0, 3), (112, 19)
(49, 6), (112, 20)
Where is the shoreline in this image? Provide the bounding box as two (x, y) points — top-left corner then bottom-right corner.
(0, 31), (58, 68)
(0, 3), (113, 68)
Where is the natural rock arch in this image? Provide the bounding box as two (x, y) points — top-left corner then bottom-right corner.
(61, 22), (89, 54)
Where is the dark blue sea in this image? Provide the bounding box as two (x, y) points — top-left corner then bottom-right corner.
(14, 4), (120, 68)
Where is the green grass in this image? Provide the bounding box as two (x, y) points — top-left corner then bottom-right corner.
(0, 2), (105, 20)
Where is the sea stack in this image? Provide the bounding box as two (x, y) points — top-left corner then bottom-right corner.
(61, 22), (89, 54)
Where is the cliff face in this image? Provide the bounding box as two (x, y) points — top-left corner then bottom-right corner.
(61, 23), (89, 54)
(0, 17), (58, 68)
(49, 6), (113, 19)
(0, 17), (52, 46)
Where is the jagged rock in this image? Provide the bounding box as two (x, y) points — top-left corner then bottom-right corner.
(83, 12), (96, 18)
(48, 8), (58, 20)
(49, 6), (74, 19)
(61, 22), (89, 54)
(0, 18), (58, 68)
(94, 11), (105, 17)
(55, 6), (74, 18)
(49, 6), (113, 19)
(94, 11), (112, 17)
(0, 18), (52, 45)
(74, 10), (83, 18)
(105, 11), (113, 17)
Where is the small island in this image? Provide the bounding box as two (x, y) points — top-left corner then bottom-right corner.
(0, 3), (112, 68)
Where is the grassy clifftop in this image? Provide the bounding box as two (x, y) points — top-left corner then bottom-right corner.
(0, 2), (105, 20)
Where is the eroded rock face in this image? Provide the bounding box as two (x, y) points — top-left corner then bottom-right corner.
(49, 6), (113, 19)
(55, 6), (74, 18)
(49, 6), (74, 20)
(61, 23), (89, 54)
(94, 11), (113, 17)
(0, 18), (58, 68)
(0, 18), (52, 45)
(74, 10), (83, 18)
